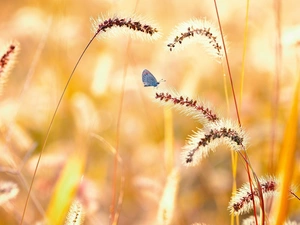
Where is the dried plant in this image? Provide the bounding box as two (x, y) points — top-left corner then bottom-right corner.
(155, 92), (219, 124)
(166, 19), (224, 60)
(20, 13), (161, 225)
(0, 1), (297, 225)
(228, 176), (297, 216)
(64, 200), (85, 225)
(155, 91), (246, 167)
(91, 14), (160, 41)
(154, 84), (299, 224)
(182, 119), (246, 166)
(0, 41), (19, 95)
(154, 9), (300, 224)
(242, 215), (300, 225)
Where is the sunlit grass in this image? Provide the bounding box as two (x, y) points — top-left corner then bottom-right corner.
(0, 1), (299, 225)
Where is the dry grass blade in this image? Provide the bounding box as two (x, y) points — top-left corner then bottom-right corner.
(271, 78), (299, 225)
(156, 168), (180, 225)
(45, 152), (86, 225)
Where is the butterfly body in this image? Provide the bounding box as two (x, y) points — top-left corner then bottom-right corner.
(142, 69), (163, 87)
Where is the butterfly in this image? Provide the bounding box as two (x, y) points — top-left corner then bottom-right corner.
(142, 69), (165, 87)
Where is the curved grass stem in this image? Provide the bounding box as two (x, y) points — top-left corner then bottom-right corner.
(20, 31), (99, 225)
(213, 1), (263, 224)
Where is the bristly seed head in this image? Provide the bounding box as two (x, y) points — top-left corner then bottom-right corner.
(0, 41), (19, 95)
(65, 199), (85, 225)
(228, 176), (298, 216)
(91, 14), (161, 41)
(0, 41), (19, 76)
(154, 91), (245, 167)
(185, 127), (244, 163)
(155, 91), (219, 124)
(166, 19), (225, 60)
(242, 215), (300, 225)
(182, 120), (246, 166)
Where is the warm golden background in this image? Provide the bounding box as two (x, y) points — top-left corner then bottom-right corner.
(0, 0), (299, 224)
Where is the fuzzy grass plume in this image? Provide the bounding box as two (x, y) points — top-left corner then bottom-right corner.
(0, 41), (19, 95)
(166, 19), (224, 60)
(64, 200), (84, 225)
(228, 176), (297, 215)
(155, 90), (246, 166)
(91, 14), (161, 41)
(242, 215), (300, 225)
(182, 119), (246, 166)
(155, 91), (219, 125)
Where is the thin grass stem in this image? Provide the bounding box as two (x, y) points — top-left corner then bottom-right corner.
(20, 32), (99, 225)
(240, 0), (250, 109)
(110, 39), (131, 225)
(213, 1), (262, 224)
(270, 0), (282, 173)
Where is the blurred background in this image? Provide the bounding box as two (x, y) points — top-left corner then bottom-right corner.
(0, 0), (299, 224)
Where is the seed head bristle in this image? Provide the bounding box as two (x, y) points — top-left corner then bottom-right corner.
(155, 91), (219, 124)
(181, 119), (246, 166)
(166, 19), (225, 60)
(91, 14), (161, 41)
(228, 176), (297, 215)
(0, 41), (19, 95)
(65, 199), (85, 225)
(242, 215), (300, 225)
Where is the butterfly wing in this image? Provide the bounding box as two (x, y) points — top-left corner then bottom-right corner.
(142, 69), (159, 87)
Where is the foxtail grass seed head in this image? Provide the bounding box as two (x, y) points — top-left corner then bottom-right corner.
(242, 216), (300, 225)
(284, 221), (300, 225)
(64, 199), (85, 225)
(0, 181), (19, 205)
(91, 14), (160, 41)
(166, 19), (224, 60)
(155, 91), (219, 125)
(228, 176), (297, 215)
(181, 119), (246, 166)
(242, 216), (261, 225)
(154, 91), (244, 166)
(0, 41), (19, 95)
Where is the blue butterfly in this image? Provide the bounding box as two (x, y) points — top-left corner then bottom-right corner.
(142, 69), (165, 87)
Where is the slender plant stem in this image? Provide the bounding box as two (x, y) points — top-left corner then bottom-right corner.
(20, 31), (99, 225)
(291, 192), (300, 201)
(213, 0), (241, 127)
(213, 1), (262, 224)
(111, 3), (140, 224)
(270, 0), (282, 173)
(110, 39), (132, 224)
(91, 133), (126, 225)
(240, 0), (250, 108)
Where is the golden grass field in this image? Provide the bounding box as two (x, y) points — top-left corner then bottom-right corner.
(0, 0), (299, 224)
